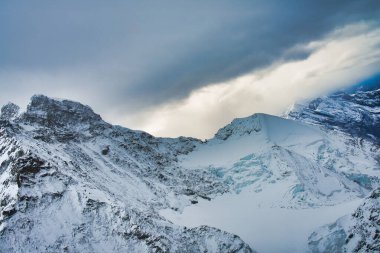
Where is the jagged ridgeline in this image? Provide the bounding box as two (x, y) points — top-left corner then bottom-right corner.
(0, 95), (253, 253)
(0, 84), (379, 253)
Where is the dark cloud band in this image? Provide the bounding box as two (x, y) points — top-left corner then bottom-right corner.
(0, 0), (379, 115)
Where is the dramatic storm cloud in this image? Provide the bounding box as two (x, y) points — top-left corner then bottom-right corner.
(0, 1), (380, 138)
(131, 24), (380, 138)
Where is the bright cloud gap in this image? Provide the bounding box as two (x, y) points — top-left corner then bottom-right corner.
(123, 23), (380, 139)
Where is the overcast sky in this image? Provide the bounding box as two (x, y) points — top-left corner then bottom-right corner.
(1, 1), (380, 138)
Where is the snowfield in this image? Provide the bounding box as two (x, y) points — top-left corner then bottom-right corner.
(160, 188), (362, 253)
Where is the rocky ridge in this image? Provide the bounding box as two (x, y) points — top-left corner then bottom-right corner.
(0, 95), (253, 253)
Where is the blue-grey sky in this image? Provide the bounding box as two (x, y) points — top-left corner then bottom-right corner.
(1, 1), (380, 138)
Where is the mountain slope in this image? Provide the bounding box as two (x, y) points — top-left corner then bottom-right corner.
(308, 188), (380, 253)
(180, 113), (378, 208)
(288, 87), (380, 145)
(286, 86), (380, 253)
(0, 95), (253, 253)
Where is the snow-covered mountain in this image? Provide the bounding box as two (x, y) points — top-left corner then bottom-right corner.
(0, 85), (379, 252)
(179, 113), (377, 208)
(288, 86), (380, 145)
(0, 95), (253, 253)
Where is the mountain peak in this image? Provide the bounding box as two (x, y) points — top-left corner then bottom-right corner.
(0, 102), (20, 121)
(214, 113), (266, 140)
(21, 95), (103, 128)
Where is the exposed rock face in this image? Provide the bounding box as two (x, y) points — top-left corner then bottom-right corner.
(214, 114), (264, 141)
(22, 95), (103, 128)
(0, 103), (20, 121)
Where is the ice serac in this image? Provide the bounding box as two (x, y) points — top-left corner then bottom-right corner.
(308, 188), (380, 253)
(0, 96), (254, 253)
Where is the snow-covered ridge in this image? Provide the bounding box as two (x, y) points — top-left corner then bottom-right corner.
(213, 113), (324, 145)
(0, 95), (254, 252)
(288, 87), (380, 144)
(0, 85), (379, 252)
